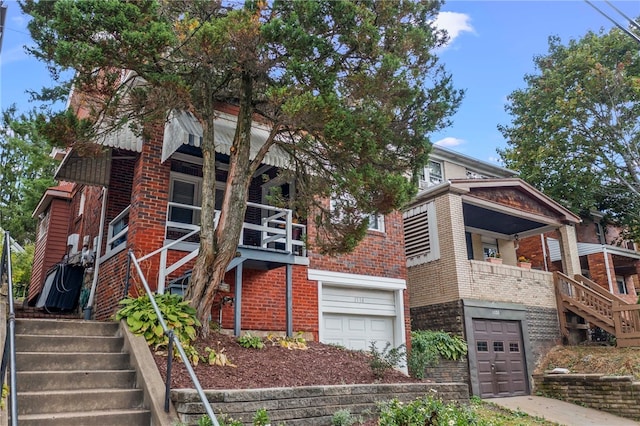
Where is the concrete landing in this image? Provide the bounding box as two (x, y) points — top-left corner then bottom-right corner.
(488, 395), (639, 425)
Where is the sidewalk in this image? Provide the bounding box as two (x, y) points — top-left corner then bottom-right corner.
(489, 396), (639, 425)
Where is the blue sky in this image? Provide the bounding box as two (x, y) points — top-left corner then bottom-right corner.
(1, 0), (638, 164)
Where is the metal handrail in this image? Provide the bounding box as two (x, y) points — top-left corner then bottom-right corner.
(127, 250), (219, 426)
(0, 232), (18, 425)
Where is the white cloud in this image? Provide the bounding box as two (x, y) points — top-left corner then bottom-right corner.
(433, 11), (475, 47)
(434, 137), (465, 147)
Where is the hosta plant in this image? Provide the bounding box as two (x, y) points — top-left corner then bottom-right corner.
(116, 293), (201, 363)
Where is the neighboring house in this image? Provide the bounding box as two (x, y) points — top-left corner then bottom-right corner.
(405, 146), (583, 398)
(30, 103), (410, 354)
(533, 214), (640, 304)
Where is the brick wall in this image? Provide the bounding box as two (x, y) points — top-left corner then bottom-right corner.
(410, 300), (469, 386)
(534, 373), (640, 421)
(172, 383), (470, 426)
(308, 211), (407, 280)
(407, 194), (466, 308)
(468, 261), (556, 309)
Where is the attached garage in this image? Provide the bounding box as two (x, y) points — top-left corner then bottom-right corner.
(473, 319), (527, 397)
(463, 300), (534, 398)
(308, 269), (407, 352)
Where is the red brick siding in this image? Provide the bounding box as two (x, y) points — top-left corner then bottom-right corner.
(94, 249), (131, 320)
(307, 210), (407, 280)
(516, 235), (546, 270)
(216, 266), (318, 336)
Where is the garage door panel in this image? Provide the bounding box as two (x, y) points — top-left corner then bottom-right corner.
(322, 313), (394, 352)
(472, 319), (527, 398)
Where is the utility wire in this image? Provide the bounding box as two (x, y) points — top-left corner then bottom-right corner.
(585, 0), (640, 45)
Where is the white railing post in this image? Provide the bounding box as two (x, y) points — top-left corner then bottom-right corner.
(158, 249), (168, 294)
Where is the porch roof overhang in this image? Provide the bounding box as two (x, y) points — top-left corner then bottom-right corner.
(547, 238), (640, 263)
(54, 109), (291, 187)
(409, 178), (582, 240)
(32, 183), (74, 217)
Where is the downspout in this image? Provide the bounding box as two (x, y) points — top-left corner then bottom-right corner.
(603, 245), (614, 293)
(84, 187), (108, 320)
(541, 234), (549, 272)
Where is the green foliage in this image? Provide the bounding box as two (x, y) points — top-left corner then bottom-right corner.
(0, 107), (57, 245)
(252, 408), (270, 426)
(368, 342), (406, 379)
(116, 293), (200, 363)
(408, 330), (468, 379)
(22, 0), (464, 326)
(237, 332), (264, 349)
(377, 395), (477, 426)
(10, 243), (34, 299)
(331, 409), (362, 426)
(498, 26), (640, 239)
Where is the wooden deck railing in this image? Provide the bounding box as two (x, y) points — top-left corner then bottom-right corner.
(554, 272), (640, 347)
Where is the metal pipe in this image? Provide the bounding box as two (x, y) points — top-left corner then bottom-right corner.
(165, 331), (174, 413)
(84, 187), (108, 320)
(128, 250), (219, 425)
(4, 233), (17, 425)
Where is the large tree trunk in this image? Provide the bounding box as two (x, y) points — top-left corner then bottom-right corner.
(185, 72), (255, 336)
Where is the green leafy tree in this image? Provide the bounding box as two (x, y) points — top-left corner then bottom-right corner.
(11, 243), (35, 299)
(0, 106), (57, 244)
(22, 0), (463, 332)
(499, 26), (640, 239)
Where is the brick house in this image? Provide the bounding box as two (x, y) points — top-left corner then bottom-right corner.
(406, 146), (582, 398)
(29, 106), (410, 353)
(529, 213), (640, 304)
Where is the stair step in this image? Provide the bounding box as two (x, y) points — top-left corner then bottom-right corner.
(16, 334), (124, 353)
(16, 352), (131, 371)
(17, 408), (151, 426)
(15, 318), (119, 336)
(18, 388), (144, 415)
(17, 369), (136, 391)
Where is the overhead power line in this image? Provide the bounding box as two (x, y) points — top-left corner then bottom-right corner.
(585, 0), (640, 45)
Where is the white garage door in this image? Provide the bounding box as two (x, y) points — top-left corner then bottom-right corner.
(321, 285), (396, 351)
(322, 313), (394, 351)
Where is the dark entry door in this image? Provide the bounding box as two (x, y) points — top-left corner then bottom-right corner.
(473, 319), (527, 398)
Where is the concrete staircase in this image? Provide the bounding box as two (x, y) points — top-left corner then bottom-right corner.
(14, 318), (151, 425)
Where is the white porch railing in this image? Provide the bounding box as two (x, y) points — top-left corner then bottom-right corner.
(154, 201), (306, 292)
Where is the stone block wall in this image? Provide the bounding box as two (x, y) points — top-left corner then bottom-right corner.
(525, 306), (562, 365)
(172, 382), (469, 426)
(534, 373), (640, 421)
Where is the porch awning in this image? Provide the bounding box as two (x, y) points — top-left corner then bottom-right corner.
(55, 110), (292, 186)
(54, 149), (112, 187)
(547, 238), (640, 262)
(162, 110), (291, 167)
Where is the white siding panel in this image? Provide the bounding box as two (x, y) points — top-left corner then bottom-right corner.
(322, 286), (396, 316)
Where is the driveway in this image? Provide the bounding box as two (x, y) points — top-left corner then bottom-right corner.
(489, 396), (639, 425)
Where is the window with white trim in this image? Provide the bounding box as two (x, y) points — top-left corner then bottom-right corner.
(169, 172), (202, 226)
(38, 211), (50, 241)
(419, 160), (443, 189)
(368, 214), (385, 232)
(617, 276), (629, 295)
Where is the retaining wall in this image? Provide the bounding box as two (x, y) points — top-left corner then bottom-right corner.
(172, 382), (469, 425)
(534, 373), (640, 421)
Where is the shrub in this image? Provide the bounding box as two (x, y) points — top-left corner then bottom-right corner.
(369, 341), (406, 379)
(331, 408), (362, 426)
(408, 330), (468, 379)
(238, 332), (264, 349)
(116, 293), (201, 363)
(378, 395), (478, 426)
(252, 408), (270, 426)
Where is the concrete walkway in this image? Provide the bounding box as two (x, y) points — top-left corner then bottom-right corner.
(489, 396), (639, 425)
